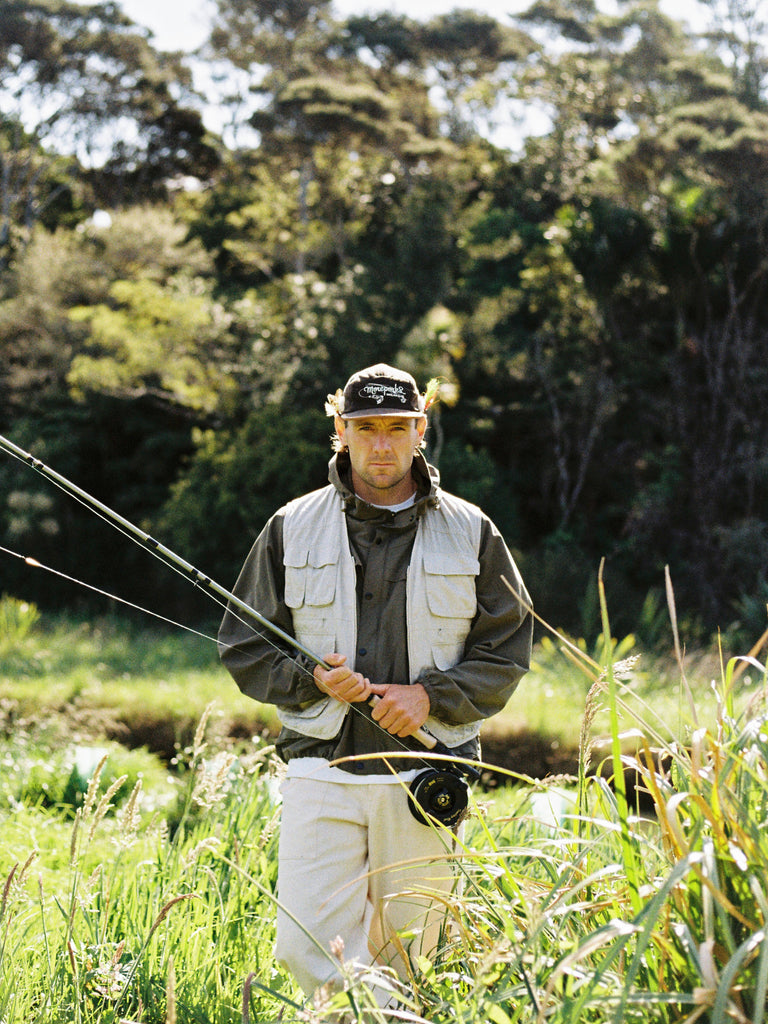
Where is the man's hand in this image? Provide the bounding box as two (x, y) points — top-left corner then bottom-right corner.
(367, 682), (430, 737)
(314, 653), (371, 703)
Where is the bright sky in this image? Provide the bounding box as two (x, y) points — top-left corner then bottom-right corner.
(110, 0), (718, 151)
(119, 0), (712, 53)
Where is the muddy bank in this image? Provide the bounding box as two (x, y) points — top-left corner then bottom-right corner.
(97, 709), (660, 811)
(479, 730), (579, 786)
(104, 709), (580, 783)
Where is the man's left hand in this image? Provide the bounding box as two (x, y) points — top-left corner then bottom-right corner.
(367, 683), (430, 737)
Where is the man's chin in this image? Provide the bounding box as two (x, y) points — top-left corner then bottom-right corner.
(365, 470), (399, 489)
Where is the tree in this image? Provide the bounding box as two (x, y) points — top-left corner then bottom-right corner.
(0, 204), (223, 422)
(514, 0), (700, 202)
(61, 204), (236, 420)
(344, 10), (536, 143)
(157, 405), (330, 588)
(202, 0), (457, 280)
(593, 6), (768, 620)
(0, 224), (94, 423)
(0, 0), (218, 244)
(0, 114), (85, 266)
(699, 0), (768, 108)
(0, 204), (235, 615)
(205, 0), (442, 159)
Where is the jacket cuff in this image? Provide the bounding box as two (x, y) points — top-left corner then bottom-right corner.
(416, 669), (449, 719)
(292, 654), (324, 705)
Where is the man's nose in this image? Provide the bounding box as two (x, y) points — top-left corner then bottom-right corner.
(372, 432), (391, 452)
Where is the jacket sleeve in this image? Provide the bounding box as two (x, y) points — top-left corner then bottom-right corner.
(415, 517), (532, 725)
(217, 512), (322, 709)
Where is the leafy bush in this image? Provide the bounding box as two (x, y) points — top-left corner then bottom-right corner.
(1, 738), (175, 817)
(0, 594), (40, 670)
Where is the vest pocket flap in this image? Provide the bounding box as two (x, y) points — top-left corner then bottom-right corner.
(284, 550), (338, 609)
(423, 550), (479, 618)
(294, 695), (332, 720)
(278, 697), (348, 740)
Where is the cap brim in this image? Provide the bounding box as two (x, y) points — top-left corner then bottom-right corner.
(341, 408), (425, 418)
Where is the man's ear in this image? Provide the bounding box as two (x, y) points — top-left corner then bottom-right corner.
(334, 415), (346, 445)
(416, 416), (427, 442)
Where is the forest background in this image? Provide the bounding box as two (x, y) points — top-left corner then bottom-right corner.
(1, 0), (768, 650)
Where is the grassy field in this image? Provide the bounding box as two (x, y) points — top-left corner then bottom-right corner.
(0, 600), (755, 763)
(2, 597), (768, 1022)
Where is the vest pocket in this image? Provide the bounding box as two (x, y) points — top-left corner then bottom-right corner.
(431, 634), (468, 670)
(423, 551), (479, 669)
(423, 551), (478, 617)
(278, 697), (348, 739)
(285, 552), (338, 654)
(285, 553), (337, 609)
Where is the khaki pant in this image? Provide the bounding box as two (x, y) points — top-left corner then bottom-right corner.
(274, 774), (460, 997)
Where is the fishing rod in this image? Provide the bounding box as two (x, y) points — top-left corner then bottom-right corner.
(0, 434), (320, 665)
(0, 432), (476, 826)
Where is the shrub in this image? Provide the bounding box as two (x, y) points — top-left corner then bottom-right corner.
(0, 594), (40, 667)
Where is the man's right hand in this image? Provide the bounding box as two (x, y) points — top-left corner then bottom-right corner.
(314, 653), (371, 703)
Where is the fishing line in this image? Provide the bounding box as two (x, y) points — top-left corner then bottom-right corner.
(0, 538), (465, 773)
(0, 447), (312, 687)
(0, 540), (366, 713)
(0, 444), (235, 613)
(4, 545), (473, 825)
(0, 544), (221, 646)
(0, 541), (398, 705)
(0, 543), (374, 705)
(0, 434), (476, 825)
(0, 435), (329, 662)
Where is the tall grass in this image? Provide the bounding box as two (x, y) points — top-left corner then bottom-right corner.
(1, 594), (768, 1022)
(1, 706), (287, 1024)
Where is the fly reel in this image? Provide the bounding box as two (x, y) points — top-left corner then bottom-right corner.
(408, 757), (481, 828)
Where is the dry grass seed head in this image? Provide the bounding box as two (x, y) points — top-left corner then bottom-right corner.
(183, 836), (221, 870)
(70, 808), (82, 866)
(77, 863), (104, 913)
(580, 674), (609, 775)
(256, 807), (281, 851)
(116, 778), (143, 849)
(88, 773), (129, 841)
(81, 753), (109, 820)
(192, 750), (238, 809)
(1, 852), (38, 918)
(148, 893), (197, 939)
(192, 701), (216, 761)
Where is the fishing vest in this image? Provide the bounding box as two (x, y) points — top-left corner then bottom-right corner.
(278, 484), (484, 748)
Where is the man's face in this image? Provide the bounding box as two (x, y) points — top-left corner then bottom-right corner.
(336, 415), (427, 505)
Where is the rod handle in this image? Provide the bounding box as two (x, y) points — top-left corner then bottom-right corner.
(368, 696), (437, 750)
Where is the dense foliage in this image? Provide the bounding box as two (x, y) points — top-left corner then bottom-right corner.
(1, 0), (767, 642)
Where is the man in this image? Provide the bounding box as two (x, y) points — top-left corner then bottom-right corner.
(218, 363), (532, 1005)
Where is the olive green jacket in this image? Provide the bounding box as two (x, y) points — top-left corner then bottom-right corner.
(218, 452), (532, 771)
